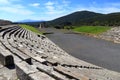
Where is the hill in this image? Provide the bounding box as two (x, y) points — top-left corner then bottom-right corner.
(45, 11), (120, 28)
(16, 11), (120, 28)
(0, 19), (12, 26)
(46, 11), (104, 27)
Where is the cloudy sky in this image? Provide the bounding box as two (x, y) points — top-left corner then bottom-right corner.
(0, 0), (120, 21)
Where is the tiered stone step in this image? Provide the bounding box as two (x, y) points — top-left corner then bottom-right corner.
(0, 44), (14, 66)
(0, 25), (120, 80)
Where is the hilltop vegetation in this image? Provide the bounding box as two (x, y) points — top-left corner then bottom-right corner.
(17, 11), (120, 28)
(46, 11), (103, 27)
(44, 11), (120, 28)
(20, 24), (42, 34)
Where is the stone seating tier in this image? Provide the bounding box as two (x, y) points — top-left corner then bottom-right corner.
(0, 25), (120, 80)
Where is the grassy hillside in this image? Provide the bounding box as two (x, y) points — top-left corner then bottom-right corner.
(73, 26), (111, 34)
(20, 24), (42, 34)
(46, 11), (103, 27)
(45, 11), (120, 27)
(17, 11), (120, 28)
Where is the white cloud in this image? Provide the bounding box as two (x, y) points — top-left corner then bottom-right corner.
(45, 1), (56, 14)
(72, 7), (120, 14)
(30, 3), (40, 7)
(0, 0), (10, 5)
(0, 4), (34, 15)
(45, 1), (54, 6)
(107, 2), (120, 7)
(0, 0), (34, 15)
(99, 7), (120, 13)
(0, 0), (21, 5)
(62, 0), (70, 7)
(2, 0), (120, 21)
(10, 0), (21, 1)
(46, 6), (54, 12)
(44, 0), (71, 15)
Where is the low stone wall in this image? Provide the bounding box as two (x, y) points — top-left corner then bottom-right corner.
(99, 27), (120, 43)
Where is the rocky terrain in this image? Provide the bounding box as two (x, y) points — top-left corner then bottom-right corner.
(0, 25), (120, 80)
(99, 27), (120, 43)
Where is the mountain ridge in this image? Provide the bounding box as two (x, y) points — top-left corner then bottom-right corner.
(45, 10), (120, 27)
(16, 10), (120, 27)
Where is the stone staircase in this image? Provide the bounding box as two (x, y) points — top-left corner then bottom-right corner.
(0, 25), (120, 80)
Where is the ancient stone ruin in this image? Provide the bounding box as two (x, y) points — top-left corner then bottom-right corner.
(99, 27), (120, 43)
(0, 20), (12, 26)
(0, 25), (120, 80)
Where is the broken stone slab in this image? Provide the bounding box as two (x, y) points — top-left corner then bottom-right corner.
(15, 61), (38, 80)
(17, 47), (46, 63)
(32, 56), (46, 63)
(11, 48), (32, 64)
(29, 71), (55, 80)
(0, 46), (14, 67)
(35, 62), (69, 80)
(45, 58), (58, 65)
(54, 65), (90, 80)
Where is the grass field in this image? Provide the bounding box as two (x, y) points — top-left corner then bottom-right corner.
(20, 24), (42, 34)
(73, 26), (111, 34)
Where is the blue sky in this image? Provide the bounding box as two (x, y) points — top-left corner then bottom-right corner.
(0, 0), (120, 22)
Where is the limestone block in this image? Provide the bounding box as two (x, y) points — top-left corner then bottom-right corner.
(29, 72), (55, 80)
(16, 61), (38, 80)
(0, 47), (14, 66)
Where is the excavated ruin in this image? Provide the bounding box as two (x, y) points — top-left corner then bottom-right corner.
(0, 25), (120, 80)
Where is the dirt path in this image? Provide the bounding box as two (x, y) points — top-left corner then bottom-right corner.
(40, 28), (120, 72)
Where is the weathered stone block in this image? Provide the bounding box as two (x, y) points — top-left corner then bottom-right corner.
(15, 61), (38, 80)
(29, 72), (55, 80)
(0, 49), (14, 66)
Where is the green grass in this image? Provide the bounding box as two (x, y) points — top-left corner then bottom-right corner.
(73, 26), (111, 34)
(19, 24), (42, 34)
